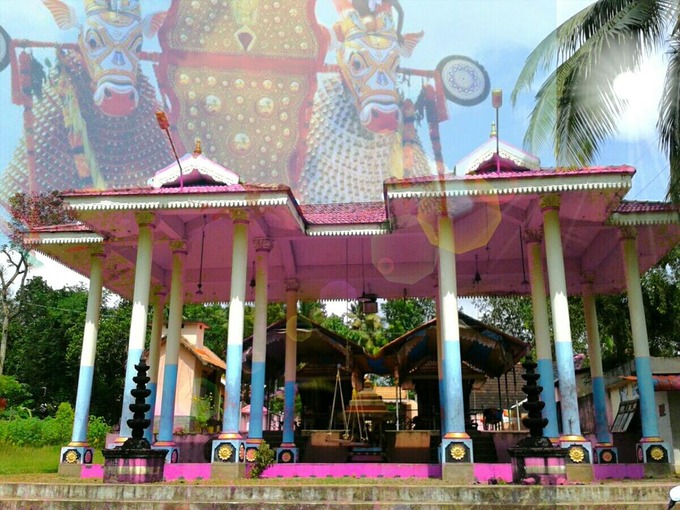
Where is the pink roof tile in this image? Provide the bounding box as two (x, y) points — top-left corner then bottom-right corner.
(300, 202), (387, 225)
(386, 165), (636, 185)
(616, 201), (679, 213)
(61, 183), (291, 197)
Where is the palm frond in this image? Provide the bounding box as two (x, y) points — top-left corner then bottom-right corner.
(658, 22), (680, 201)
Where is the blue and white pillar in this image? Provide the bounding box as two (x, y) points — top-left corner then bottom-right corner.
(144, 288), (166, 443)
(620, 227), (669, 465)
(154, 241), (186, 463)
(540, 195), (591, 463)
(277, 278), (300, 463)
(118, 212), (155, 442)
(246, 238), (273, 463)
(437, 214), (473, 467)
(212, 210), (249, 465)
(582, 276), (617, 463)
(60, 248), (104, 468)
(525, 229), (559, 440)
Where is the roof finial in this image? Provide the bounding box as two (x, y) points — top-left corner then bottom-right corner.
(193, 139), (202, 156)
(490, 121), (497, 138)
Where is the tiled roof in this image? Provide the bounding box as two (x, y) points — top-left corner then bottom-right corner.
(616, 201), (679, 213)
(300, 202), (387, 225)
(61, 182), (291, 197)
(386, 165), (636, 184)
(180, 338), (226, 371)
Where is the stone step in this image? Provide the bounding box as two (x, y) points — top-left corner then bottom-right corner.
(0, 482), (673, 509)
(0, 499), (669, 510)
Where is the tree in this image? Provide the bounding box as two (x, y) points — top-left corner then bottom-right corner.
(511, 1), (680, 201)
(0, 191), (75, 375)
(382, 298), (435, 341)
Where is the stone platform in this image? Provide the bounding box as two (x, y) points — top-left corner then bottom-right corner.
(0, 479), (675, 509)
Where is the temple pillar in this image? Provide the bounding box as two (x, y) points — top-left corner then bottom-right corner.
(525, 229), (559, 440)
(581, 275), (617, 464)
(118, 212), (155, 442)
(246, 238), (273, 463)
(437, 214), (473, 481)
(154, 241), (187, 463)
(212, 210), (249, 473)
(277, 278), (300, 463)
(145, 288), (166, 443)
(620, 227), (670, 468)
(540, 195), (591, 466)
(59, 248), (105, 473)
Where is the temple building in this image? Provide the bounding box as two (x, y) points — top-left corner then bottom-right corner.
(24, 133), (680, 481)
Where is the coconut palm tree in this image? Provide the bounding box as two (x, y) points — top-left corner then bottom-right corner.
(511, 0), (680, 201)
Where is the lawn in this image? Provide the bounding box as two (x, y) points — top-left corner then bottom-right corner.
(0, 444), (104, 475)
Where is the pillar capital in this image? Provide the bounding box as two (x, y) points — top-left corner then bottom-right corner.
(254, 237), (274, 252)
(90, 245), (106, 259)
(169, 240), (187, 254)
(524, 228), (543, 244)
(619, 226), (637, 240)
(539, 194), (561, 212)
(285, 278), (300, 292)
(135, 211), (156, 228)
(580, 272), (596, 286)
(230, 209), (249, 225)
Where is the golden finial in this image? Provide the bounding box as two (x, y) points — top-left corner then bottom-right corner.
(193, 139), (202, 155)
(490, 121), (497, 138)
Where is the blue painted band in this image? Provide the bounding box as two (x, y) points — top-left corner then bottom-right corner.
(158, 364), (178, 442)
(249, 361), (266, 440)
(536, 358), (559, 438)
(283, 380), (296, 444)
(442, 339), (465, 433)
(554, 341), (581, 437)
(72, 365), (95, 443)
(634, 356), (660, 438)
(223, 343), (244, 432)
(120, 348), (144, 437)
(144, 382), (157, 443)
(591, 376), (612, 444)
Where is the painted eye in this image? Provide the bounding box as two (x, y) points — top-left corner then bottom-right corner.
(130, 36), (143, 53)
(350, 54), (365, 74)
(88, 37), (98, 49)
(85, 31), (102, 51)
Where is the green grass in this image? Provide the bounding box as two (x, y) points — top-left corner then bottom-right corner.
(0, 444), (104, 475)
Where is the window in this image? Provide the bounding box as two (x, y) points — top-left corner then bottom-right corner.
(611, 399), (638, 433)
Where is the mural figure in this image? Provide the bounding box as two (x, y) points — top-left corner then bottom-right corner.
(1, 1), (486, 205)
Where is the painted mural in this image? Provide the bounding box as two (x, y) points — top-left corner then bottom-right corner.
(0, 0), (492, 205)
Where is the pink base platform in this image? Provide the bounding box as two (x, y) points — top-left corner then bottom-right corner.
(80, 462), (646, 482)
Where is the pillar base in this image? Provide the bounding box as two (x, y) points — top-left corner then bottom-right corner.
(594, 444), (618, 464)
(276, 443), (298, 463)
(60, 445), (94, 467)
(211, 438), (245, 464)
(637, 440), (670, 464)
(245, 439), (264, 464)
(559, 436), (592, 464)
(440, 435), (474, 464)
(212, 462), (246, 480)
(441, 462), (474, 483)
(152, 442), (179, 463)
(565, 463), (594, 483)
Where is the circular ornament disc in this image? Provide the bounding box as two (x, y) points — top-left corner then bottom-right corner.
(436, 55), (490, 106)
(0, 26), (10, 73)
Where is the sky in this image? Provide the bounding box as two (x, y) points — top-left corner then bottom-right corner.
(0, 0), (671, 297)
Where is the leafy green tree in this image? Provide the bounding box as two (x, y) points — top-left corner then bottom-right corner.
(382, 298), (435, 342)
(345, 302), (385, 354)
(512, 0), (680, 201)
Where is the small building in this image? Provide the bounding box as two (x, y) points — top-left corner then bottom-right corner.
(154, 322), (225, 432)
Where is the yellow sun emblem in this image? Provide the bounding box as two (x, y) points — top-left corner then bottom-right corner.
(650, 446), (664, 461)
(601, 451), (613, 463)
(450, 444), (466, 461)
(216, 444), (233, 461)
(65, 450), (79, 464)
(569, 446), (585, 463)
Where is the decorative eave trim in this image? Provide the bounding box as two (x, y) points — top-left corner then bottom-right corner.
(65, 192), (290, 211)
(608, 210), (680, 226)
(149, 156), (240, 188)
(386, 174), (632, 199)
(23, 232), (105, 245)
(306, 224), (390, 236)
